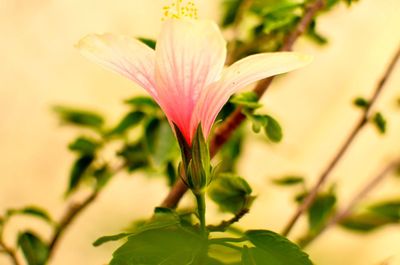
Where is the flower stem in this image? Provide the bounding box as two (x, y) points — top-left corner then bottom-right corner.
(194, 192), (206, 235)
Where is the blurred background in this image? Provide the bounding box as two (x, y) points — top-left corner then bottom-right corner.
(1, 0), (400, 264)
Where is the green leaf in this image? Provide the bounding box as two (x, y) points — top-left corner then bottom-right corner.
(250, 115), (268, 134)
(372, 112), (387, 134)
(67, 154), (95, 194)
(353, 97), (369, 109)
(272, 176), (304, 186)
(243, 230), (312, 265)
(368, 200), (400, 221)
(53, 106), (104, 129)
(221, 0), (244, 27)
(18, 231), (49, 265)
(208, 174), (255, 214)
(230, 92), (262, 109)
(219, 128), (244, 172)
(93, 164), (112, 189)
(145, 118), (179, 167)
(308, 193), (336, 233)
(6, 207), (53, 224)
(118, 141), (149, 172)
(306, 20), (328, 46)
(109, 111), (145, 135)
(138, 38), (156, 50)
(125, 96), (159, 110)
(340, 213), (394, 232)
(165, 161), (177, 187)
(93, 233), (132, 247)
(68, 136), (99, 155)
(264, 115), (283, 142)
(110, 226), (205, 265)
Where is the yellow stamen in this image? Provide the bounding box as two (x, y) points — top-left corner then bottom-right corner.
(163, 0), (198, 20)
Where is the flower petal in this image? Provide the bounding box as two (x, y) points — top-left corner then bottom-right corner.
(154, 18), (227, 144)
(76, 33), (158, 99)
(193, 52), (313, 137)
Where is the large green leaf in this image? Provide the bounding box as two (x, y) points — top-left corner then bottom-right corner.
(110, 226), (206, 265)
(242, 230), (312, 265)
(208, 174), (254, 214)
(18, 231), (49, 265)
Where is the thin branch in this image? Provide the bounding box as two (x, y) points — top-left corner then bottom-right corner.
(46, 191), (98, 261)
(282, 44), (400, 236)
(46, 162), (125, 262)
(0, 240), (21, 265)
(160, 0), (326, 209)
(300, 159), (400, 248)
(207, 208), (249, 232)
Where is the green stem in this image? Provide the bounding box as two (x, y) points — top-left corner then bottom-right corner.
(195, 192), (206, 235)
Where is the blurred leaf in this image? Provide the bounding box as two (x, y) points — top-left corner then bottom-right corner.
(109, 111), (145, 136)
(216, 100), (237, 122)
(93, 164), (113, 190)
(67, 154), (95, 194)
(372, 112), (387, 134)
(250, 114), (268, 134)
(369, 200), (400, 221)
(53, 106), (104, 130)
(118, 141), (149, 172)
(340, 213), (394, 232)
(219, 128), (244, 172)
(308, 193), (336, 232)
(165, 161), (178, 187)
(353, 97), (369, 109)
(18, 231), (48, 265)
(242, 230), (312, 265)
(221, 0), (244, 27)
(110, 226), (205, 265)
(7, 207), (53, 224)
(125, 96), (159, 110)
(231, 92), (262, 109)
(208, 174), (255, 214)
(264, 115), (283, 142)
(138, 37), (156, 49)
(306, 20), (328, 45)
(145, 118), (179, 167)
(68, 136), (99, 155)
(272, 176), (304, 186)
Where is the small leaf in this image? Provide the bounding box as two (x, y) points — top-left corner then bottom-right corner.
(67, 154), (95, 194)
(68, 136), (99, 155)
(243, 230), (313, 265)
(272, 176), (304, 186)
(93, 164), (112, 189)
(208, 174), (255, 214)
(109, 111), (145, 135)
(53, 106), (104, 129)
(250, 115), (268, 134)
(306, 20), (328, 45)
(230, 92), (262, 109)
(7, 207), (53, 224)
(93, 233), (132, 247)
(18, 231), (49, 265)
(221, 0), (244, 27)
(308, 193), (336, 233)
(368, 200), (400, 221)
(372, 112), (387, 134)
(264, 115), (283, 142)
(353, 97), (369, 109)
(340, 213), (394, 232)
(125, 96), (159, 110)
(138, 37), (156, 49)
(118, 141), (149, 172)
(165, 161), (177, 187)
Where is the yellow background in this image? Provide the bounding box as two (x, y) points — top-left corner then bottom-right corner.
(1, 0), (400, 264)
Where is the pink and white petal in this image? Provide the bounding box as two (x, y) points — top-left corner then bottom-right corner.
(76, 33), (158, 99)
(154, 18), (227, 143)
(193, 52), (313, 137)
